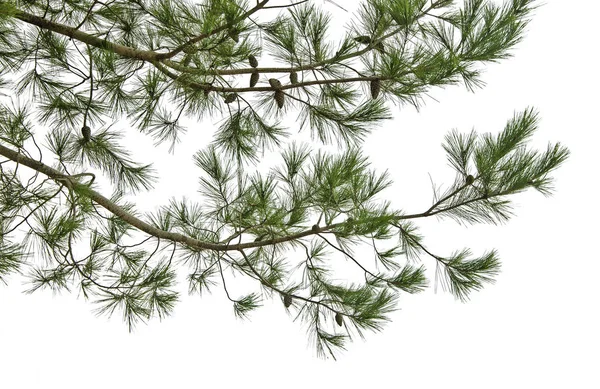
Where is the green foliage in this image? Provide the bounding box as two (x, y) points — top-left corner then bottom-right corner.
(0, 0), (569, 359)
(0, 240), (26, 284)
(436, 248), (501, 302)
(438, 107), (569, 225)
(233, 292), (262, 319)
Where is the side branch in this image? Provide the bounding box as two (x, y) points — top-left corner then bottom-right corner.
(12, 9), (160, 61)
(155, 0), (271, 60)
(155, 58), (384, 93)
(163, 0), (442, 76)
(1, 141), (496, 251)
(0, 143), (341, 251)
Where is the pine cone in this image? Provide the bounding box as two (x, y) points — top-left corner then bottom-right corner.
(250, 70), (259, 87)
(81, 125), (91, 142)
(228, 28), (239, 43)
(248, 54), (258, 68)
(335, 312), (343, 327)
(268, 78), (282, 89)
(466, 175), (475, 185)
(182, 44), (198, 54)
(223, 93), (237, 104)
(370, 78), (381, 99)
(283, 294), (292, 308)
(289, 71), (298, 85)
(354, 35), (372, 45)
(311, 224), (319, 233)
(274, 90), (285, 109)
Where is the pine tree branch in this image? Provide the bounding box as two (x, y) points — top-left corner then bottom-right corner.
(404, 179), (474, 218)
(317, 233), (390, 285)
(162, 1), (443, 76)
(11, 8), (161, 62)
(0, 139), (540, 251)
(0, 142), (351, 251)
(163, 30), (396, 76)
(155, 58), (385, 93)
(237, 248), (344, 315)
(6, 1), (272, 62)
(155, 0), (271, 60)
(0, 125), (547, 256)
(0, 0), (558, 357)
(400, 186), (516, 220)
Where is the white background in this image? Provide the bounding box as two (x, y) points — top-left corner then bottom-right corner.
(1, 0), (599, 388)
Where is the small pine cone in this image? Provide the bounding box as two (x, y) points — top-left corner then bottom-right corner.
(248, 54), (258, 68)
(250, 70), (259, 87)
(268, 78), (282, 89)
(204, 88), (210, 97)
(335, 312), (343, 327)
(182, 44), (198, 54)
(228, 28), (239, 43)
(370, 78), (381, 99)
(311, 224), (319, 233)
(81, 125), (91, 142)
(466, 175), (475, 185)
(223, 93), (237, 104)
(354, 35), (372, 45)
(283, 294), (292, 308)
(274, 90), (285, 109)
(289, 71), (298, 85)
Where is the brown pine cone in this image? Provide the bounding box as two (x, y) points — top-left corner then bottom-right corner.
(223, 93), (237, 104)
(268, 78), (282, 89)
(250, 70), (259, 87)
(228, 28), (239, 43)
(289, 71), (298, 85)
(182, 44), (198, 54)
(354, 35), (372, 45)
(274, 90), (285, 109)
(248, 54), (258, 68)
(283, 294), (292, 308)
(370, 78), (381, 99)
(81, 125), (91, 142)
(335, 312), (343, 327)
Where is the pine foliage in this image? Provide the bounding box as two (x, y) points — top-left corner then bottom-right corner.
(0, 0), (568, 358)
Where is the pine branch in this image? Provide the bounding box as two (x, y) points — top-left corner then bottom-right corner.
(0, 0), (566, 358)
(11, 9), (160, 61)
(155, 0), (272, 60)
